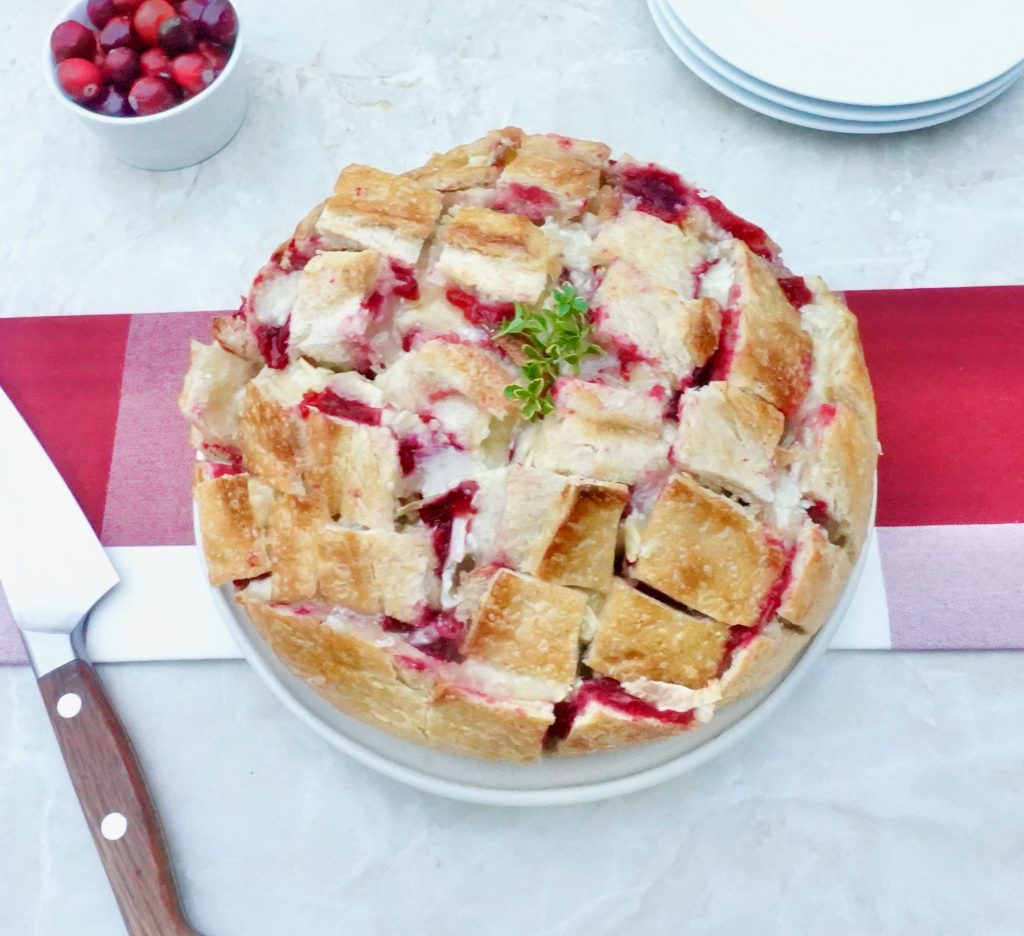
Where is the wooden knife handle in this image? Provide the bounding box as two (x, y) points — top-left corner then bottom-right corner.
(37, 659), (201, 936)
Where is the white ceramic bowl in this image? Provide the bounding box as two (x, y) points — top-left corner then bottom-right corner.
(199, 490), (876, 806)
(46, 0), (247, 170)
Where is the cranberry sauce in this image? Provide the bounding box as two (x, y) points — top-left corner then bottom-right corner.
(615, 163), (777, 260)
(755, 539), (797, 629)
(383, 609), (466, 662)
(389, 260), (420, 301)
(253, 321), (290, 369)
(445, 287), (516, 329)
(692, 193), (775, 260)
(546, 677), (696, 744)
(492, 182), (559, 223)
(699, 305), (739, 384)
(419, 480), (479, 572)
(617, 163), (689, 223)
(299, 388), (382, 426)
(203, 443), (244, 475)
(777, 275), (813, 310)
(807, 499), (831, 528)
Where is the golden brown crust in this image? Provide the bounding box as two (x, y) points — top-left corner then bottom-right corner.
(317, 525), (437, 622)
(437, 207), (558, 302)
(404, 127), (524, 192)
(237, 597), (433, 744)
(462, 569), (587, 684)
(672, 382), (784, 503)
(266, 492), (326, 603)
(238, 382), (306, 496)
(498, 467), (628, 591)
(495, 136), (607, 218)
(586, 579), (730, 688)
(633, 473), (787, 627)
(427, 684), (553, 763)
(778, 522), (851, 636)
(793, 402), (877, 555)
(317, 165), (443, 263)
(719, 622), (810, 706)
(179, 341), (260, 449)
(303, 409), (399, 529)
(195, 473), (270, 586)
(726, 241), (813, 415)
(801, 278), (878, 431)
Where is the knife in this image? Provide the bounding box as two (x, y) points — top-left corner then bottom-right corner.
(0, 387), (201, 936)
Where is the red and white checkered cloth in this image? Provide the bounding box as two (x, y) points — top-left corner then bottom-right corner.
(1, 287), (1021, 663)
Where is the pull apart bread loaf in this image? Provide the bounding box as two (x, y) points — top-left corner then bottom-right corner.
(180, 129), (878, 762)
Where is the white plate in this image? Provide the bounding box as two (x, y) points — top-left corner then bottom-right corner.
(658, 0), (1024, 121)
(667, 0), (1024, 106)
(649, 0), (1015, 134)
(201, 493), (874, 806)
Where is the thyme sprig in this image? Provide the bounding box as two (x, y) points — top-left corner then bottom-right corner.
(496, 284), (603, 420)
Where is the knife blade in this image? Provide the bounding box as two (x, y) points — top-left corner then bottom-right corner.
(0, 386), (118, 673)
(0, 385), (202, 936)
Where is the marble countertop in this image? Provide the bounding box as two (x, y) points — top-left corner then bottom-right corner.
(2, 0), (1023, 933)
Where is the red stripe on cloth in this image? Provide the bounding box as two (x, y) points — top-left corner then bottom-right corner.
(848, 286), (1024, 527)
(0, 315), (130, 537)
(103, 311), (218, 546)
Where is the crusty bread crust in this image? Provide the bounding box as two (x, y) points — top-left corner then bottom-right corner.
(183, 129), (879, 762)
(585, 579), (730, 688)
(633, 473), (788, 627)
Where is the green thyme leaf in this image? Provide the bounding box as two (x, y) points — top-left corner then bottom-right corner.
(498, 284), (603, 421)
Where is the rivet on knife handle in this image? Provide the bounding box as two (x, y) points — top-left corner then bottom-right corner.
(37, 659), (202, 936)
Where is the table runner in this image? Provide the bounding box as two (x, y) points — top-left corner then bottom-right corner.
(1, 286), (1021, 663)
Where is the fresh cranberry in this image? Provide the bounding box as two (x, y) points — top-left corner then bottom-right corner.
(56, 58), (104, 104)
(198, 0), (237, 44)
(87, 0), (118, 28)
(101, 46), (140, 89)
(132, 0), (176, 45)
(171, 51), (215, 93)
(177, 0), (210, 20)
(90, 85), (132, 116)
(197, 39), (228, 70)
(98, 15), (136, 51)
(157, 15), (197, 54)
(127, 75), (177, 114)
(139, 46), (173, 79)
(51, 21), (98, 62)
(112, 0), (144, 12)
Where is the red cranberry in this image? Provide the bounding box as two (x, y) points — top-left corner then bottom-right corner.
(101, 46), (140, 89)
(197, 39), (228, 70)
(171, 51), (215, 94)
(133, 0), (177, 46)
(112, 0), (144, 12)
(157, 15), (197, 54)
(90, 85), (132, 116)
(128, 75), (177, 114)
(177, 0), (210, 19)
(87, 0), (118, 28)
(51, 21), (98, 62)
(139, 46), (173, 79)
(198, 0), (237, 45)
(98, 15), (136, 51)
(56, 58), (104, 104)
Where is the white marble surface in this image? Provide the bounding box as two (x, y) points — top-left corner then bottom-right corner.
(2, 0), (1024, 932)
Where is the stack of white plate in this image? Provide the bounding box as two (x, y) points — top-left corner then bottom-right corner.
(649, 0), (1024, 133)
